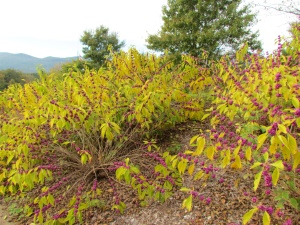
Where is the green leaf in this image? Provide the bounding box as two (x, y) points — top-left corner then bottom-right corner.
(290, 198), (299, 209)
(263, 211), (270, 225)
(38, 212), (43, 224)
(242, 207), (258, 224)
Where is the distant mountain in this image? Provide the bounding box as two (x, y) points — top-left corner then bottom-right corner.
(0, 52), (78, 73)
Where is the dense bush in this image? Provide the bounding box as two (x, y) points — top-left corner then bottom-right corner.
(0, 22), (299, 225)
(0, 49), (210, 224)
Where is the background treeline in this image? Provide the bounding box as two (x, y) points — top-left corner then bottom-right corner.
(0, 69), (38, 91)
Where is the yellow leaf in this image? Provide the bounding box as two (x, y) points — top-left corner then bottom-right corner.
(254, 170), (263, 191)
(270, 160), (284, 170)
(287, 133), (297, 154)
(193, 170), (204, 180)
(184, 150), (194, 155)
(222, 152), (230, 168)
(278, 135), (289, 150)
(269, 143), (276, 155)
(110, 122), (121, 134)
(80, 154), (88, 165)
(233, 144), (241, 156)
(281, 146), (291, 160)
(218, 132), (225, 138)
(244, 111), (250, 120)
(293, 152), (300, 171)
(100, 123), (108, 139)
(292, 97), (299, 108)
(15, 158), (21, 169)
(245, 147), (252, 161)
(189, 135), (199, 145)
(188, 163), (195, 175)
(263, 211), (270, 225)
(272, 167), (280, 186)
(263, 152), (269, 162)
(178, 160), (187, 175)
(206, 146), (215, 160)
(278, 124), (287, 134)
(257, 133), (268, 150)
(182, 194), (193, 211)
(193, 137), (205, 156)
(242, 207), (258, 225)
(231, 155), (242, 169)
(201, 113), (210, 121)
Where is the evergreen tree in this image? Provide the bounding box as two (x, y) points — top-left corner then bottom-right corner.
(80, 25), (125, 68)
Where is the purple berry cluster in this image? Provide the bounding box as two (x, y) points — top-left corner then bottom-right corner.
(262, 164), (272, 188)
(92, 179), (98, 191)
(145, 152), (167, 167)
(268, 122), (278, 136)
(295, 108), (300, 117)
(283, 218), (292, 225)
(257, 204), (274, 215)
(40, 177), (68, 197)
(52, 210), (67, 220)
(108, 161), (129, 171)
(74, 185), (83, 215)
(283, 161), (293, 172)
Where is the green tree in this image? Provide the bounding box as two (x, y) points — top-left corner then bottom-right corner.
(0, 69), (36, 91)
(80, 25), (125, 68)
(147, 0), (262, 59)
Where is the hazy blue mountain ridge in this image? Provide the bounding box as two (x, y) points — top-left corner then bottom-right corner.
(0, 52), (77, 73)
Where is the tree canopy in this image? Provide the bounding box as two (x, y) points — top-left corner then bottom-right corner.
(147, 0), (262, 59)
(80, 25), (125, 68)
(0, 69), (37, 91)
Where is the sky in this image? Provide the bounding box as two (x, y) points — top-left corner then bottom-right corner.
(0, 0), (298, 58)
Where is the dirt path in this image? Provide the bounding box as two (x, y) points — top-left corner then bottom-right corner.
(0, 205), (18, 225)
